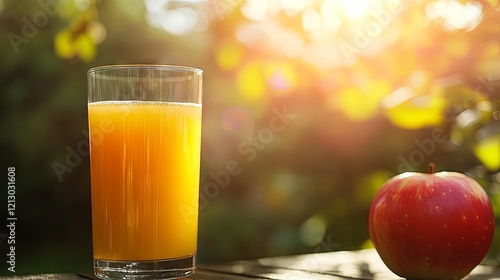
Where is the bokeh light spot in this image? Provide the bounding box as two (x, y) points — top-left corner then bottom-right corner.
(282, 0), (307, 16)
(216, 42), (243, 70)
(145, 0), (168, 13)
(161, 8), (198, 35)
(426, 0), (483, 31)
(336, 80), (391, 121)
(75, 0), (91, 11)
(55, 30), (73, 59)
(473, 134), (500, 172)
(299, 215), (326, 247)
(87, 21), (107, 45)
(236, 61), (266, 101)
(493, 111), (500, 120)
(381, 86), (413, 109)
(145, 0), (206, 35)
(384, 90), (447, 129)
(221, 106), (256, 136)
(302, 8), (323, 40)
(321, 1), (342, 31)
(338, 0), (373, 20)
(265, 63), (297, 93)
(241, 0), (268, 22)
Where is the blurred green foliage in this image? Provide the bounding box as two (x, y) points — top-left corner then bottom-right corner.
(1, 0), (499, 275)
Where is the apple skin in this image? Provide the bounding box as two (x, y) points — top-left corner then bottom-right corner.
(369, 171), (495, 280)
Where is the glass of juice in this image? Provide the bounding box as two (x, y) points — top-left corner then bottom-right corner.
(87, 65), (202, 279)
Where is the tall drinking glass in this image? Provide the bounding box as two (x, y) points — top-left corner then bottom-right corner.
(87, 65), (202, 279)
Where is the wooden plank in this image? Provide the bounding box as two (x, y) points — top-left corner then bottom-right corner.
(202, 249), (500, 280)
(3, 270), (265, 280)
(254, 249), (397, 279)
(78, 270), (268, 280)
(195, 268), (269, 279)
(77, 272), (98, 279)
(4, 250), (500, 279)
(241, 249), (500, 280)
(199, 263), (351, 279)
(0, 274), (84, 279)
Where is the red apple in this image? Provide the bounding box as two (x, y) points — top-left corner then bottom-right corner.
(369, 164), (495, 280)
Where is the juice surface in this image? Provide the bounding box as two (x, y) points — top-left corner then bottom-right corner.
(88, 101), (201, 261)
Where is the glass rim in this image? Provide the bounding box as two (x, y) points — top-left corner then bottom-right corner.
(87, 64), (203, 76)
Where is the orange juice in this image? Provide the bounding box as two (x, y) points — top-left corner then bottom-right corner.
(88, 101), (201, 261)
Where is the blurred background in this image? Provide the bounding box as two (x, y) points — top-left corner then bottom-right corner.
(1, 0), (499, 275)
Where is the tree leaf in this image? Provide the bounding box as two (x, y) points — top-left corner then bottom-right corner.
(384, 89), (447, 129)
(473, 133), (500, 172)
(54, 30), (74, 59)
(74, 34), (96, 62)
(336, 80), (390, 121)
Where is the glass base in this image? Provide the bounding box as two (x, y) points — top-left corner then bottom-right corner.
(94, 254), (195, 280)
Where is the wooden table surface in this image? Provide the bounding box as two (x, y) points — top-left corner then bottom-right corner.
(5, 249), (500, 279)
